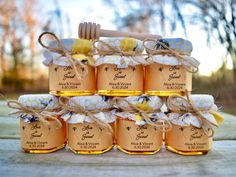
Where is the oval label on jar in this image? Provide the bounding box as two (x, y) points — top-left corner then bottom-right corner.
(68, 123), (113, 151)
(145, 63), (192, 92)
(97, 64), (143, 91)
(20, 119), (65, 150)
(49, 64), (95, 92)
(116, 119), (162, 152)
(165, 124), (212, 151)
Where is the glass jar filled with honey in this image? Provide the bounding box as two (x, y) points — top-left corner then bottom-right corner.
(165, 94), (224, 155)
(8, 94), (66, 153)
(60, 95), (115, 154)
(39, 32), (96, 96)
(144, 38), (200, 96)
(94, 38), (145, 96)
(113, 95), (167, 154)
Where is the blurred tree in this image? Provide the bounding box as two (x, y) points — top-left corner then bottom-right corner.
(0, 0), (71, 91)
(105, 0), (236, 80)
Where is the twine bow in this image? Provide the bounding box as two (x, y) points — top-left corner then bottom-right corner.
(38, 32), (92, 79)
(112, 97), (172, 132)
(166, 90), (217, 137)
(7, 100), (62, 128)
(59, 96), (113, 134)
(143, 39), (199, 73)
(93, 40), (144, 66)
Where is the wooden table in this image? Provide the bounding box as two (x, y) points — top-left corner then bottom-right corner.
(0, 101), (236, 177)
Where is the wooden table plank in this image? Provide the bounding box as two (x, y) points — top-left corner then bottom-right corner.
(0, 139), (235, 177)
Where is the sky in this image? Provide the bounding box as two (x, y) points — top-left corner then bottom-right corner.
(41, 0), (232, 76)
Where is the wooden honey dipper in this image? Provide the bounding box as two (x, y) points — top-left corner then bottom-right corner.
(79, 22), (162, 40)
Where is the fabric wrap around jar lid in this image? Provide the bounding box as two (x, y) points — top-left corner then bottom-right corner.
(12, 94), (60, 123)
(61, 95), (116, 124)
(167, 94), (223, 128)
(43, 38), (94, 67)
(18, 94), (59, 110)
(94, 37), (146, 68)
(145, 38), (200, 68)
(113, 95), (167, 125)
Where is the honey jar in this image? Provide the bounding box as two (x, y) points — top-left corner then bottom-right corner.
(8, 94), (66, 153)
(144, 38), (200, 96)
(60, 95), (115, 154)
(165, 94), (224, 155)
(39, 32), (96, 96)
(113, 96), (167, 154)
(95, 38), (145, 96)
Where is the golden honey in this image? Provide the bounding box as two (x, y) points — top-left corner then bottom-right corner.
(95, 38), (145, 96)
(60, 95), (116, 154)
(113, 95), (164, 154)
(116, 118), (162, 154)
(42, 38), (96, 96)
(165, 94), (224, 155)
(20, 117), (66, 153)
(12, 94), (66, 153)
(68, 122), (114, 154)
(144, 38), (198, 96)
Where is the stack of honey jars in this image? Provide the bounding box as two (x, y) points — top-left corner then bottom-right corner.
(8, 32), (224, 155)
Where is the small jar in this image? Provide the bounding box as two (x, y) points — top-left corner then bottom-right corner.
(43, 38), (96, 96)
(144, 38), (199, 96)
(113, 96), (165, 154)
(165, 94), (224, 155)
(61, 96), (115, 154)
(13, 94), (66, 153)
(95, 38), (145, 96)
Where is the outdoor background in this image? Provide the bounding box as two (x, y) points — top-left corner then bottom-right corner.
(0, 0), (235, 115)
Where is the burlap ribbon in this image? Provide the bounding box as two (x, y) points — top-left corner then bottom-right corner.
(166, 91), (218, 137)
(112, 97), (172, 132)
(93, 39), (144, 66)
(38, 32), (93, 79)
(7, 100), (62, 128)
(143, 39), (199, 73)
(58, 96), (113, 134)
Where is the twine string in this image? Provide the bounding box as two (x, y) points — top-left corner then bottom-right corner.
(143, 39), (199, 73)
(92, 39), (145, 65)
(112, 97), (172, 132)
(38, 32), (90, 79)
(166, 90), (217, 137)
(7, 100), (62, 128)
(59, 96), (113, 134)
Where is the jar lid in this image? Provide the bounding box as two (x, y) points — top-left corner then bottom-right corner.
(43, 38), (94, 67)
(168, 94), (216, 112)
(113, 95), (165, 125)
(68, 95), (112, 111)
(145, 38), (193, 55)
(96, 37), (144, 54)
(18, 94), (59, 110)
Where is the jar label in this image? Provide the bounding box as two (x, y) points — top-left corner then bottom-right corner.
(117, 119), (162, 151)
(97, 64), (143, 91)
(165, 124), (212, 151)
(145, 63), (192, 91)
(49, 64), (95, 91)
(20, 118), (65, 150)
(68, 123), (113, 151)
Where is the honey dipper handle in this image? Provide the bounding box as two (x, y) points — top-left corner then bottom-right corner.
(100, 29), (161, 40)
(79, 22), (162, 40)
